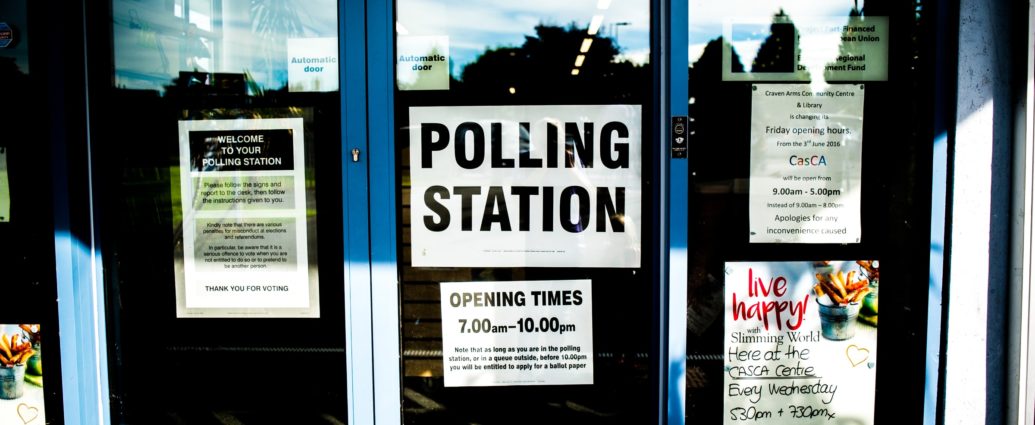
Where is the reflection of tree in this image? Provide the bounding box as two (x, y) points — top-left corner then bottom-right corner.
(444, 24), (648, 104)
(750, 9), (806, 79)
(250, 0), (304, 88)
(688, 37), (750, 182)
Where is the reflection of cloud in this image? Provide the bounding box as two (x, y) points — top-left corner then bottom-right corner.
(399, 0), (650, 74)
(616, 48), (649, 66)
(689, 0), (860, 45)
(728, 40), (761, 71)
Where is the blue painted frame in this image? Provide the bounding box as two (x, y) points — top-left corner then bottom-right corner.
(340, 0), (380, 423)
(54, 1), (111, 423)
(364, 0), (403, 423)
(666, 0), (689, 423)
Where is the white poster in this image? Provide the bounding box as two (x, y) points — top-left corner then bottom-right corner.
(287, 37), (339, 93)
(723, 16), (889, 82)
(749, 84), (864, 243)
(0, 324), (44, 425)
(724, 261), (879, 424)
(176, 118), (318, 318)
(0, 147), (8, 222)
(440, 279), (594, 387)
(409, 105), (642, 268)
(397, 36), (450, 91)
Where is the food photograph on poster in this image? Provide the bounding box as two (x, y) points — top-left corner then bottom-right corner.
(0, 324), (44, 424)
(724, 260), (878, 424)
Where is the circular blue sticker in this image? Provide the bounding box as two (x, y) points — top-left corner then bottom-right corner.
(0, 23), (12, 48)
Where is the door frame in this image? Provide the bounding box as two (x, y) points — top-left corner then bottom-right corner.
(360, 0), (681, 423)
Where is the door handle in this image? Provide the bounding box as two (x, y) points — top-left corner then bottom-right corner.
(351, 148), (361, 162)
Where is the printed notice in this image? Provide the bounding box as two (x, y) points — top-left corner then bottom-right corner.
(410, 105), (642, 268)
(724, 16), (889, 82)
(176, 118), (318, 318)
(749, 84), (863, 243)
(724, 261), (878, 424)
(287, 37), (339, 92)
(397, 36), (449, 91)
(0, 324), (45, 425)
(0, 147), (8, 222)
(440, 280), (594, 387)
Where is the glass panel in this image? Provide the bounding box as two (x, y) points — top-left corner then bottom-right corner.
(101, 0), (346, 422)
(113, 0), (339, 94)
(685, 0), (933, 423)
(394, 0), (656, 423)
(0, 2), (63, 423)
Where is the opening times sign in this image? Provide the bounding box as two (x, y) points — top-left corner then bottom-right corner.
(176, 118), (316, 318)
(724, 261), (877, 424)
(409, 105), (642, 268)
(749, 84), (864, 243)
(440, 280), (594, 387)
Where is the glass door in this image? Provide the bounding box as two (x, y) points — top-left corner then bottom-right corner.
(679, 0), (938, 424)
(383, 0), (660, 423)
(90, 0), (365, 422)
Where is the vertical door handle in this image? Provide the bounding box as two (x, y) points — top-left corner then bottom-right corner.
(351, 148), (361, 162)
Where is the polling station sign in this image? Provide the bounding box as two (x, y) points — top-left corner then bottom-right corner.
(409, 105), (642, 268)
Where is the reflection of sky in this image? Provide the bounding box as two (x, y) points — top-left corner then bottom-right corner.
(113, 0), (337, 93)
(689, 0), (862, 63)
(0, 0), (29, 74)
(397, 0), (651, 77)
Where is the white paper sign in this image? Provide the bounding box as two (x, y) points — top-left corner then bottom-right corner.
(749, 84), (864, 243)
(0, 324), (45, 425)
(409, 105), (642, 268)
(397, 36), (450, 90)
(176, 118), (317, 318)
(440, 279), (594, 387)
(0, 147), (9, 222)
(723, 261), (878, 425)
(723, 16), (889, 82)
(287, 37), (339, 92)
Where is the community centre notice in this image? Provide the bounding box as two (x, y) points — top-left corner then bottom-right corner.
(749, 84), (864, 243)
(175, 118), (317, 318)
(409, 105), (641, 268)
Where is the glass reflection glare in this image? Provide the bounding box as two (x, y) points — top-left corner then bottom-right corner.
(112, 0), (338, 94)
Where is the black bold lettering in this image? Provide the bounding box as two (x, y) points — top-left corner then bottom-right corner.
(453, 186), (481, 231)
(511, 186), (539, 231)
(455, 122), (485, 169)
(547, 121), (559, 168)
(565, 122), (594, 168)
(490, 122), (514, 168)
(423, 186), (451, 231)
(601, 121), (630, 169)
(542, 186), (554, 232)
(596, 187), (625, 232)
(480, 186), (512, 231)
(560, 186), (590, 233)
(421, 123), (449, 168)
(572, 290), (583, 305)
(519, 122), (543, 168)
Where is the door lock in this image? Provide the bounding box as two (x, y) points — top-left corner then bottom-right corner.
(351, 148), (361, 162)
